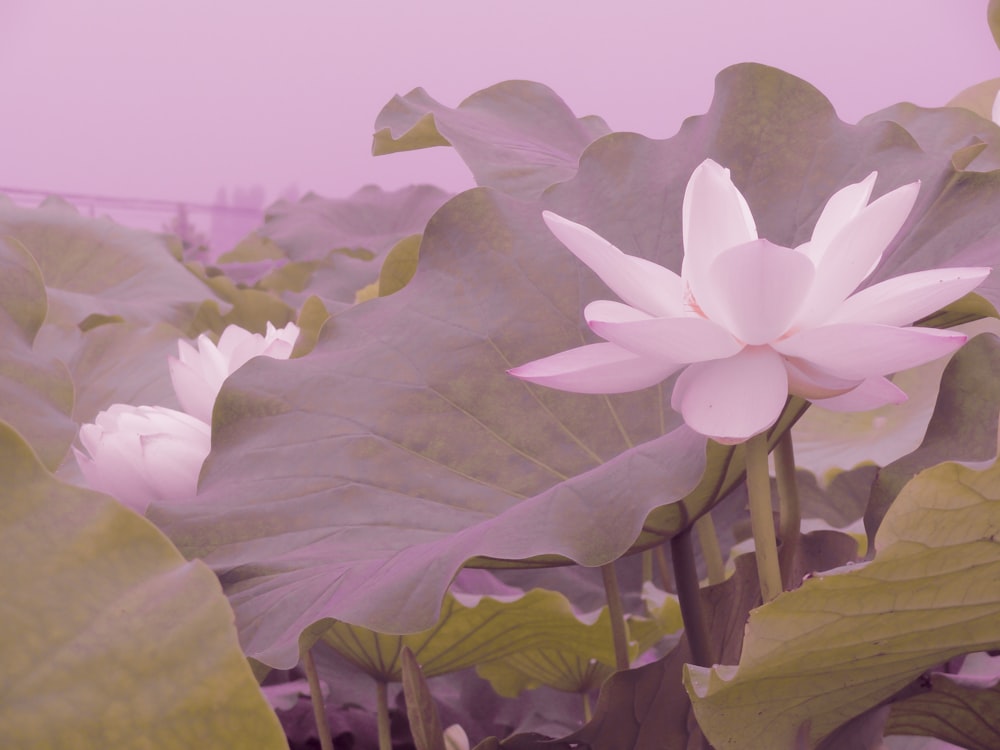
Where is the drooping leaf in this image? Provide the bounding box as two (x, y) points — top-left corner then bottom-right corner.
(0, 422), (287, 749)
(686, 456), (1000, 749)
(475, 580), (681, 698)
(793, 319), (1000, 479)
(885, 653), (1000, 750)
(155, 63), (1000, 670)
(0, 238), (75, 469)
(865, 332), (1000, 543)
(0, 236), (46, 344)
(320, 573), (667, 684)
(373, 81), (611, 199)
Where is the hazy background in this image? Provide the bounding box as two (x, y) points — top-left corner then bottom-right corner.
(2, 1), (998, 247)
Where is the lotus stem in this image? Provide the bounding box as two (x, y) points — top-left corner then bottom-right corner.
(583, 691), (593, 723)
(694, 512), (726, 585)
(745, 433), (782, 603)
(302, 645), (334, 750)
(600, 562), (631, 671)
(654, 545), (673, 591)
(774, 431), (802, 588)
(670, 527), (715, 667)
(376, 680), (392, 750)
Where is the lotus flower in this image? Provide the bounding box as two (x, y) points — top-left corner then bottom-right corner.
(73, 404), (212, 514)
(509, 159), (989, 443)
(169, 321), (300, 423)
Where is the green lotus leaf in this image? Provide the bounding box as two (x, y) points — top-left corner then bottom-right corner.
(378, 234), (421, 296)
(155, 63), (1000, 670)
(860, 100), (1000, 172)
(476, 581), (681, 698)
(793, 319), (1000, 480)
(183, 262), (297, 338)
(949, 77), (1000, 122)
(320, 577), (662, 684)
(989, 0), (1000, 50)
(372, 81), (610, 199)
(0, 196), (209, 330)
(865, 332), (1000, 543)
(0, 238), (75, 470)
(255, 185), (450, 305)
(0, 422), (287, 749)
(685, 456), (1000, 749)
(477, 651), (613, 698)
(56, 321), (188, 425)
(884, 652), (1000, 750)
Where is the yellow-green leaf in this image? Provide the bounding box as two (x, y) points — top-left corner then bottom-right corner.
(885, 653), (1000, 750)
(320, 584), (664, 684)
(378, 234), (421, 296)
(0, 422), (288, 749)
(685, 457), (1000, 749)
(947, 76), (1000, 120)
(990, 0), (1000, 50)
(474, 582), (680, 697)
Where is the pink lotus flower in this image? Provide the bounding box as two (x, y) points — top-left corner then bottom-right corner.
(73, 404), (212, 514)
(509, 159), (989, 443)
(169, 321), (300, 424)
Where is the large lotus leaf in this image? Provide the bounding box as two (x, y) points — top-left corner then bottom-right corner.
(478, 651), (613, 699)
(155, 63), (1000, 670)
(254, 185), (450, 305)
(182, 261), (298, 337)
(320, 584), (645, 683)
(949, 77), (1000, 123)
(685, 456), (1000, 749)
(56, 321), (187, 424)
(373, 81), (611, 200)
(865, 333), (1000, 543)
(0, 196), (210, 329)
(477, 582), (681, 698)
(0, 238), (75, 470)
(0, 423), (287, 748)
(542, 72), (1000, 316)
(860, 101), (1000, 171)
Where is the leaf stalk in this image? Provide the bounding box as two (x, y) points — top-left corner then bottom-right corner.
(746, 433), (783, 602)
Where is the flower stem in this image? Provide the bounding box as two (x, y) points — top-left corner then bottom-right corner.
(600, 562), (630, 671)
(654, 545), (674, 591)
(302, 645), (333, 750)
(670, 527), (715, 667)
(376, 680), (392, 750)
(694, 512), (726, 585)
(641, 549), (653, 586)
(583, 691), (593, 723)
(745, 433), (782, 603)
(774, 431), (802, 589)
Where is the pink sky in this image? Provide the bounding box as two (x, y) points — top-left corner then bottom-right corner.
(2, 1), (998, 207)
